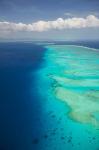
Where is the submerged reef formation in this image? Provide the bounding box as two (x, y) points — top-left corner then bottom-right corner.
(44, 45), (99, 127)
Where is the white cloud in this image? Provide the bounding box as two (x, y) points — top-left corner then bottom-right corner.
(64, 12), (74, 17)
(0, 15), (99, 33)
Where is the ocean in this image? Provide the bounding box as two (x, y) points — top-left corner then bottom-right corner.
(0, 41), (99, 150)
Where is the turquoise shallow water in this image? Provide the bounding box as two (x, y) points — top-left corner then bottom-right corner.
(36, 45), (99, 150)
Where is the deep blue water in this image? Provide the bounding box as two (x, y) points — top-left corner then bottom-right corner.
(0, 42), (46, 150)
(0, 41), (99, 150)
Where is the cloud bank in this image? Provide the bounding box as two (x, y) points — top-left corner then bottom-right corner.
(0, 15), (99, 33)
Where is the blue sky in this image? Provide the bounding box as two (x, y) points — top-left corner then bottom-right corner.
(0, 0), (99, 41)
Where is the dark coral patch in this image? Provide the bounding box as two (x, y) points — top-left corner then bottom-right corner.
(32, 138), (39, 144)
(51, 114), (56, 118)
(78, 142), (80, 145)
(92, 137), (96, 140)
(67, 136), (72, 143)
(43, 134), (48, 139)
(61, 136), (65, 140)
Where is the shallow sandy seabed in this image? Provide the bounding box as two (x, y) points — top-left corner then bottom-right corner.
(54, 86), (99, 127)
